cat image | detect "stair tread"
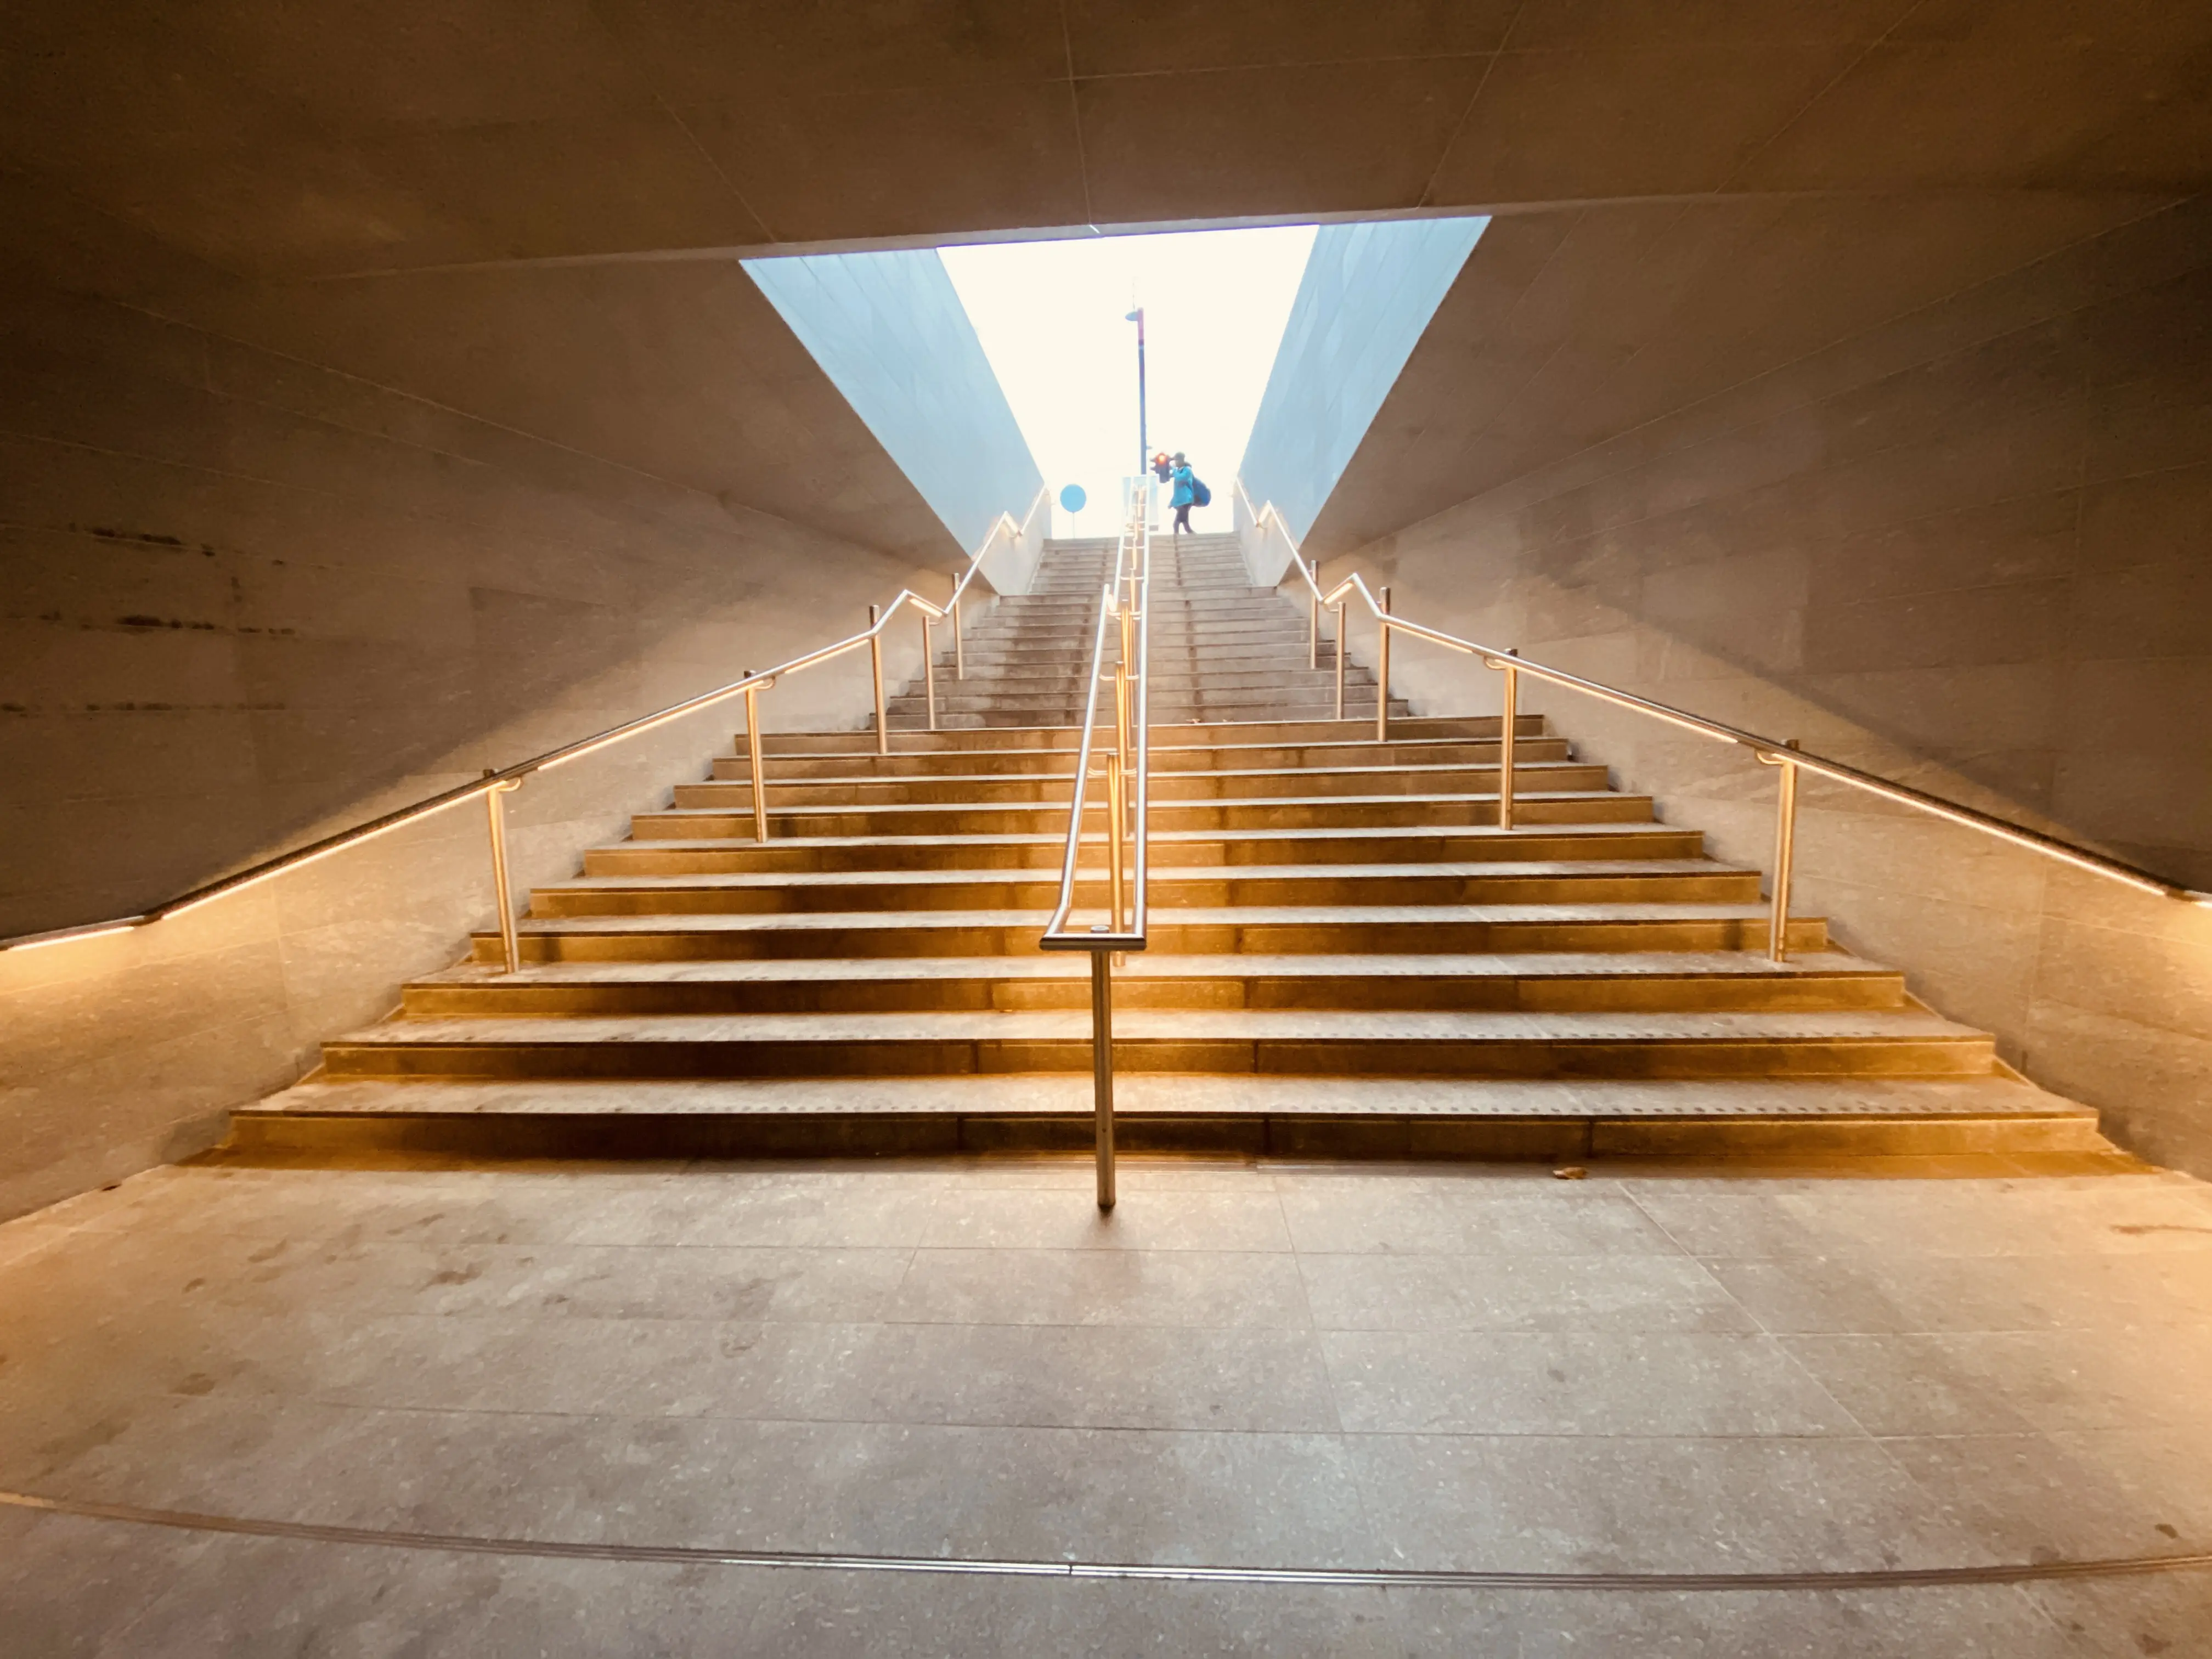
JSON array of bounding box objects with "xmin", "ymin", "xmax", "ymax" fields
[
  {"xmin": 654, "ymin": 788, "xmax": 1641, "ymax": 817},
  {"xmin": 541, "ymin": 859, "xmax": 1742, "ymax": 893},
  {"xmin": 616, "ymin": 824, "xmax": 1684, "ymax": 852},
  {"xmin": 691, "ymin": 760, "xmax": 1598, "ymax": 789},
  {"xmin": 489, "ymin": 902, "xmax": 1806, "ymax": 934},
  {"xmin": 414, "ymin": 950, "xmax": 1891, "ymax": 987},
  {"xmin": 738, "ymin": 736, "xmax": 1545, "ymax": 764},
  {"xmin": 338, "ymin": 1008, "xmax": 1988, "ymax": 1045},
  {"xmin": 247, "ymin": 1074, "xmax": 2086, "ymax": 1120}
]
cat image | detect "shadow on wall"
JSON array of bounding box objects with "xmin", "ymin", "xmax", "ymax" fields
[{"xmin": 0, "ymin": 268, "xmax": 959, "ymax": 944}]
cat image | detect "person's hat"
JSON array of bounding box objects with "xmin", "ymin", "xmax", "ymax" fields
[{"xmin": 1172, "ymin": 451, "xmax": 1186, "ymax": 462}]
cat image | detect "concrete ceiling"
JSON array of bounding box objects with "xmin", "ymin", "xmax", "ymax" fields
[
  {"xmin": 1, "ymin": 1, "xmax": 2205, "ymax": 279},
  {"xmin": 1299, "ymin": 187, "xmax": 2179, "ymax": 554},
  {"xmin": 3, "ymin": 2, "xmax": 2205, "ymax": 561}
]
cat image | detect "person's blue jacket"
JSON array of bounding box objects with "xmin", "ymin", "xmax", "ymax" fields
[{"xmin": 1170, "ymin": 465, "xmax": 1195, "ymax": 508}]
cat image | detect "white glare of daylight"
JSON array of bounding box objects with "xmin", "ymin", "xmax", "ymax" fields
[{"xmin": 942, "ymin": 225, "xmax": 1317, "ymax": 538}]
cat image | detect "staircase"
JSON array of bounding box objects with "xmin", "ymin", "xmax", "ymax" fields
[
  {"xmin": 238, "ymin": 533, "xmax": 2102, "ymax": 1161},
  {"xmin": 885, "ymin": 534, "xmax": 1401, "ymax": 729}
]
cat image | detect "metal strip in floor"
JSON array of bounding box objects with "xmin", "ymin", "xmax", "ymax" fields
[{"xmin": 5, "ymin": 1487, "xmax": 2209, "ymax": 1593}]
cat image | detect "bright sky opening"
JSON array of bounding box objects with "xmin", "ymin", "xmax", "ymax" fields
[{"xmin": 941, "ymin": 225, "xmax": 1318, "ymax": 539}]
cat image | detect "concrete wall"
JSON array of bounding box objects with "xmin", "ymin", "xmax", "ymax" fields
[
  {"xmin": 1237, "ymin": 218, "xmax": 1487, "ymax": 551},
  {"xmin": 0, "ymin": 256, "xmax": 957, "ymax": 1220},
  {"xmin": 746, "ymin": 249, "xmax": 1043, "ymax": 556},
  {"xmin": 1320, "ymin": 196, "xmax": 2212, "ymax": 1173}
]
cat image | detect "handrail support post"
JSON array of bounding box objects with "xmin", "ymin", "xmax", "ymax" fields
[
  {"xmin": 868, "ymin": 604, "xmax": 888, "ymax": 755},
  {"xmin": 922, "ymin": 613, "xmax": 938, "ymax": 732},
  {"xmin": 1333, "ymin": 603, "xmax": 1347, "ymax": 720},
  {"xmin": 1376, "ymin": 586, "xmax": 1392, "ymax": 742},
  {"xmin": 953, "ymin": 595, "xmax": 965, "ymax": 680},
  {"xmin": 1106, "ymin": 747, "xmax": 1126, "ymax": 929},
  {"xmin": 1770, "ymin": 740, "xmax": 1801, "ymax": 963},
  {"xmin": 1090, "ymin": 947, "xmax": 1116, "ymax": 1211},
  {"xmin": 742, "ymin": 676, "xmax": 769, "ymax": 842},
  {"xmin": 1498, "ymin": 649, "xmax": 1519, "ymax": 832},
  {"xmin": 484, "ymin": 777, "xmax": 524, "ymax": 975}
]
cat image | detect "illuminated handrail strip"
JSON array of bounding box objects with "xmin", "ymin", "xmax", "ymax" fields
[
  {"xmin": 2, "ymin": 487, "xmax": 1050, "ymax": 953},
  {"xmin": 1234, "ymin": 479, "xmax": 2209, "ymax": 907}
]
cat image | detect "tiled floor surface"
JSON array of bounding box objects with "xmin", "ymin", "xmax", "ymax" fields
[{"xmin": 3, "ymin": 1152, "xmax": 2211, "ymax": 1655}]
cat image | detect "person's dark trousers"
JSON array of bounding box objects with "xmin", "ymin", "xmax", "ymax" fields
[{"xmin": 1173, "ymin": 505, "xmax": 1193, "ymax": 533}]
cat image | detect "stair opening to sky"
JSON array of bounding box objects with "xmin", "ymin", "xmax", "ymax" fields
[
  {"xmin": 744, "ymin": 218, "xmax": 1489, "ymax": 556},
  {"xmin": 939, "ymin": 226, "xmax": 1314, "ymax": 538}
]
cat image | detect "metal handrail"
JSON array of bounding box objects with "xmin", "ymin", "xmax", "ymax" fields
[
  {"xmin": 1233, "ymin": 478, "xmax": 2211, "ymax": 960},
  {"xmin": 1039, "ymin": 484, "xmax": 1153, "ymax": 1210},
  {"xmin": 2, "ymin": 487, "xmax": 1051, "ymax": 958}
]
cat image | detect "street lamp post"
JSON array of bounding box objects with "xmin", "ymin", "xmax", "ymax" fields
[{"xmin": 1125, "ymin": 307, "xmax": 1147, "ymax": 490}]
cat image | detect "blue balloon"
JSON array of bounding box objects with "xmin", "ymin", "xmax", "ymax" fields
[{"xmin": 1058, "ymin": 483, "xmax": 1087, "ymax": 514}]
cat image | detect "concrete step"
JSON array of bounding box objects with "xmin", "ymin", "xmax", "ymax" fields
[
  {"xmin": 235, "ymin": 1074, "xmax": 2103, "ymax": 1160},
  {"xmin": 751, "ymin": 717, "xmax": 1532, "ymax": 753},
  {"xmin": 721, "ymin": 737, "xmax": 1575, "ymax": 781},
  {"xmin": 636, "ymin": 788, "xmax": 1652, "ymax": 839},
  {"xmin": 884, "ymin": 702, "xmax": 1414, "ymax": 729},
  {"xmin": 586, "ymin": 824, "xmax": 1707, "ymax": 876},
  {"xmin": 401, "ymin": 951, "xmax": 1905, "ymax": 1017},
  {"xmin": 884, "ymin": 699, "xmax": 1415, "ymax": 725},
  {"xmin": 467, "ymin": 904, "xmax": 1827, "ymax": 962},
  {"xmin": 676, "ymin": 761, "xmax": 1610, "ymax": 810},
  {"xmin": 893, "ymin": 667, "xmax": 1377, "ymax": 696},
  {"xmin": 526, "ymin": 859, "xmax": 1762, "ymax": 917},
  {"xmin": 318, "ymin": 1007, "xmax": 1999, "ymax": 1081}
]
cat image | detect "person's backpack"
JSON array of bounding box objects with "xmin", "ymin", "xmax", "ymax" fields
[{"xmin": 1190, "ymin": 475, "xmax": 1212, "ymax": 507}]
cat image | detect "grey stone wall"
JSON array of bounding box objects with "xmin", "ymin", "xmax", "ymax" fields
[
  {"xmin": 1327, "ymin": 197, "xmax": 2212, "ymax": 1173},
  {"xmin": 0, "ymin": 267, "xmax": 948, "ymax": 1218}
]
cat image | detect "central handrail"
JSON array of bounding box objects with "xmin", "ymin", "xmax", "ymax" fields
[
  {"xmin": 1039, "ymin": 483, "xmax": 1153, "ymax": 1210},
  {"xmin": 4, "ymin": 486, "xmax": 1051, "ymax": 957},
  {"xmin": 1233, "ymin": 479, "xmax": 2211, "ymax": 950}
]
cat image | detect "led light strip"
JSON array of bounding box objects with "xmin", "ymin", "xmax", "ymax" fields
[{"xmin": 5, "ymin": 1487, "xmax": 2209, "ymax": 1593}]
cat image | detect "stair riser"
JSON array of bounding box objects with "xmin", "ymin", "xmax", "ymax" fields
[
  {"xmin": 639, "ymin": 794, "xmax": 1652, "ymax": 838},
  {"xmin": 470, "ymin": 916, "xmax": 1828, "ymax": 963},
  {"xmin": 884, "ymin": 685, "xmax": 1393, "ymax": 713},
  {"xmin": 676, "ymin": 764, "xmax": 1611, "ymax": 808},
  {"xmin": 950, "ymin": 637, "xmax": 1320, "ymax": 660},
  {"xmin": 896, "ymin": 667, "xmax": 1374, "ymax": 693},
  {"xmin": 722, "ymin": 738, "xmax": 1573, "ymax": 781},
  {"xmin": 324, "ymin": 1034, "xmax": 1994, "ymax": 1082},
  {"xmin": 892, "ymin": 709, "xmax": 1412, "ymax": 731},
  {"xmin": 882, "ymin": 701, "xmax": 1413, "ymax": 726},
  {"xmin": 587, "ymin": 828, "xmax": 1705, "ymax": 876},
  {"xmin": 982, "ymin": 606, "xmax": 1283, "ymax": 619},
  {"xmin": 961, "ymin": 625, "xmax": 1313, "ymax": 647},
  {"xmin": 234, "ymin": 1110, "xmax": 2103, "ymax": 1162},
  {"xmin": 754, "ymin": 718, "xmax": 1534, "ymax": 752},
  {"xmin": 403, "ymin": 973, "xmax": 1904, "ymax": 1017},
  {"xmin": 530, "ymin": 871, "xmax": 1763, "ymax": 916}
]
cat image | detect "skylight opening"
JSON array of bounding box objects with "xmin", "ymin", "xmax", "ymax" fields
[{"xmin": 941, "ymin": 226, "xmax": 1318, "ymax": 538}]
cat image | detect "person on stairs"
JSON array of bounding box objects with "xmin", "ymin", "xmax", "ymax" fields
[{"xmin": 1166, "ymin": 451, "xmax": 1210, "ymax": 535}]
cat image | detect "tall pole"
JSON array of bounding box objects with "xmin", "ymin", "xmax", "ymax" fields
[{"xmin": 1126, "ymin": 307, "xmax": 1147, "ymax": 487}]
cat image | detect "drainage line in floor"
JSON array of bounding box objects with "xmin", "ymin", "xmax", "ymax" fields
[{"xmin": 5, "ymin": 1487, "xmax": 2208, "ymax": 1594}]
